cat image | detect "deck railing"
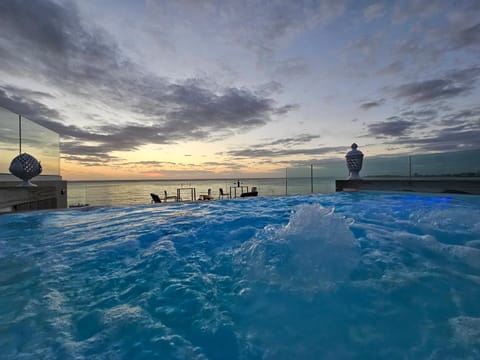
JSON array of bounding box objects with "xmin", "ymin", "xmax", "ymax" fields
[{"xmin": 286, "ymin": 149, "xmax": 480, "ymax": 195}]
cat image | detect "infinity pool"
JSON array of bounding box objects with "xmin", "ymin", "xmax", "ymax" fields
[{"xmin": 1, "ymin": 192, "xmax": 480, "ymax": 359}]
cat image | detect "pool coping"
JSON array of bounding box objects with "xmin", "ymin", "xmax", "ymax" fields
[{"xmin": 336, "ymin": 179, "xmax": 480, "ymax": 195}]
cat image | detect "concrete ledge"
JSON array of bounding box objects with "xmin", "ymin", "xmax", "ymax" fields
[
  {"xmin": 336, "ymin": 179, "xmax": 480, "ymax": 195},
  {"xmin": 0, "ymin": 180, "xmax": 68, "ymax": 212}
]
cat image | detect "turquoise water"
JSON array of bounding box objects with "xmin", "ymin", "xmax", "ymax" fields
[{"xmin": 1, "ymin": 192, "xmax": 480, "ymax": 359}]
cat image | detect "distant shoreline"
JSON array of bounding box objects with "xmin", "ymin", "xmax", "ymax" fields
[{"xmin": 67, "ymin": 176, "xmax": 286, "ymax": 183}]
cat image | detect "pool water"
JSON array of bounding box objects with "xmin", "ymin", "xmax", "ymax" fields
[{"xmin": 1, "ymin": 192, "xmax": 479, "ymax": 359}]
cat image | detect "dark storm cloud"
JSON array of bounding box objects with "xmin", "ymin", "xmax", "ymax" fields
[
  {"xmin": 0, "ymin": 86, "xmax": 118, "ymax": 143},
  {"xmin": 374, "ymin": 105, "xmax": 480, "ymax": 151},
  {"xmin": 360, "ymin": 99, "xmax": 385, "ymax": 110},
  {"xmin": 392, "ymin": 67, "xmax": 480, "ymax": 103},
  {"xmin": 0, "ymin": 87, "xmax": 134, "ymax": 157},
  {"xmin": 394, "ymin": 78, "xmax": 466, "ymax": 103},
  {"xmin": 226, "ymin": 145, "xmax": 344, "ymax": 158},
  {"xmin": 119, "ymin": 160, "xmax": 177, "ymax": 167},
  {"xmin": 452, "ymin": 23, "xmax": 480, "ymax": 49},
  {"xmin": 200, "ymin": 161, "xmax": 236, "ymax": 167},
  {"xmin": 423, "ymin": 128, "xmax": 480, "ymax": 151},
  {"xmin": 159, "ymin": 85, "xmax": 274, "ymax": 130},
  {"xmin": 0, "ymin": 1, "xmax": 296, "ymax": 162},
  {"xmin": 0, "ymin": 0, "xmax": 123, "ymax": 86},
  {"xmin": 386, "ymin": 127, "xmax": 480, "ymax": 152},
  {"xmin": 273, "ymin": 104, "xmax": 300, "ymax": 115},
  {"xmin": 0, "ymin": 84, "xmax": 289, "ymax": 160},
  {"xmin": 60, "ymin": 142, "xmax": 121, "ymax": 159},
  {"xmin": 262, "ymin": 134, "xmax": 321, "ymax": 147},
  {"xmin": 0, "ymin": 86, "xmax": 94, "ymax": 141},
  {"xmin": 0, "ymin": 0, "xmax": 292, "ymax": 129},
  {"xmin": 219, "ymin": 134, "xmax": 333, "ymax": 159},
  {"xmin": 387, "ymin": 2, "xmax": 480, "ymax": 77},
  {"xmin": 400, "ymin": 109, "xmax": 438, "ymax": 122},
  {"xmin": 0, "ymin": 87, "xmax": 61, "ymax": 125},
  {"xmin": 440, "ymin": 107, "xmax": 480, "ymax": 125},
  {"xmin": 367, "ymin": 119, "xmax": 415, "ymax": 137},
  {"xmin": 62, "ymin": 153, "xmax": 121, "ymax": 166}
]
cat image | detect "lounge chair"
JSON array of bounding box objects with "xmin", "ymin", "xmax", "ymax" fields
[
  {"xmin": 150, "ymin": 193, "xmax": 162, "ymax": 203},
  {"xmin": 240, "ymin": 186, "xmax": 258, "ymax": 197},
  {"xmin": 164, "ymin": 190, "xmax": 178, "ymax": 202},
  {"xmin": 199, "ymin": 189, "xmax": 214, "ymax": 200},
  {"xmin": 218, "ymin": 188, "xmax": 230, "ymax": 199}
]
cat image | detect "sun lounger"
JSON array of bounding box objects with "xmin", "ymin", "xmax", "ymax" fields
[{"xmin": 150, "ymin": 193, "xmax": 162, "ymax": 203}]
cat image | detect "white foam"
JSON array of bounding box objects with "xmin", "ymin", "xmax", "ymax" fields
[
  {"xmin": 396, "ymin": 231, "xmax": 480, "ymax": 271},
  {"xmin": 236, "ymin": 203, "xmax": 360, "ymax": 292},
  {"xmin": 103, "ymin": 304, "xmax": 143, "ymax": 322},
  {"xmin": 410, "ymin": 207, "xmax": 480, "ymax": 235}
]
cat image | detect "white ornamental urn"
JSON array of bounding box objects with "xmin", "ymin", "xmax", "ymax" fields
[
  {"xmin": 345, "ymin": 143, "xmax": 364, "ymax": 180},
  {"xmin": 9, "ymin": 153, "xmax": 43, "ymax": 187}
]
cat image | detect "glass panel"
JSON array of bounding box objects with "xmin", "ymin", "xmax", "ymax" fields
[
  {"xmin": 0, "ymin": 107, "xmax": 20, "ymax": 174},
  {"xmin": 411, "ymin": 149, "xmax": 480, "ymax": 177},
  {"xmin": 67, "ymin": 182, "xmax": 88, "ymax": 207},
  {"xmin": 21, "ymin": 116, "xmax": 60, "ymax": 175},
  {"xmin": 286, "ymin": 166, "xmax": 312, "ymax": 195},
  {"xmin": 361, "ymin": 155, "xmax": 410, "ymax": 178},
  {"xmin": 313, "ymin": 159, "xmax": 346, "ymax": 178},
  {"xmin": 312, "ymin": 161, "xmax": 341, "ymax": 194},
  {"xmin": 285, "ymin": 149, "xmax": 480, "ymax": 193}
]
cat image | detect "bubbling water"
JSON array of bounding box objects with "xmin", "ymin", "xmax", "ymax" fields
[
  {"xmin": 234, "ymin": 204, "xmax": 360, "ymax": 293},
  {"xmin": 1, "ymin": 193, "xmax": 480, "ymax": 359}
]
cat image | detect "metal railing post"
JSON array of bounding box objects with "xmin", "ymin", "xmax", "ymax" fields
[
  {"xmin": 409, "ymin": 156, "xmax": 412, "ymax": 179},
  {"xmin": 285, "ymin": 168, "xmax": 288, "ymax": 196},
  {"xmin": 19, "ymin": 114, "xmax": 22, "ymax": 154},
  {"xmin": 311, "ymin": 164, "xmax": 313, "ymax": 193}
]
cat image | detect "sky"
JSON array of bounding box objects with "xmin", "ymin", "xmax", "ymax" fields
[{"xmin": 0, "ymin": 0, "xmax": 479, "ymax": 180}]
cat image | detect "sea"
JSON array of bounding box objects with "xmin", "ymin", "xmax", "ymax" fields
[{"xmin": 67, "ymin": 178, "xmax": 337, "ymax": 207}]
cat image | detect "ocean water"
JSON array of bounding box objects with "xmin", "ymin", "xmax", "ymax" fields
[
  {"xmin": 1, "ymin": 192, "xmax": 480, "ymax": 359},
  {"xmin": 67, "ymin": 178, "xmax": 336, "ymax": 207}
]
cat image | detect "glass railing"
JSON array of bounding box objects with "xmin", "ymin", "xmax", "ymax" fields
[
  {"xmin": 286, "ymin": 167, "xmax": 313, "ymax": 195},
  {"xmin": 362, "ymin": 149, "xmax": 480, "ymax": 178},
  {"xmin": 410, "ymin": 149, "xmax": 480, "ymax": 177},
  {"xmin": 361, "ymin": 155, "xmax": 411, "ymax": 177},
  {"xmin": 286, "ymin": 166, "xmax": 337, "ymax": 195},
  {"xmin": 0, "ymin": 106, "xmax": 60, "ymax": 176},
  {"xmin": 286, "ymin": 149, "xmax": 480, "ymax": 195},
  {"xmin": 0, "ymin": 107, "xmax": 19, "ymax": 175}
]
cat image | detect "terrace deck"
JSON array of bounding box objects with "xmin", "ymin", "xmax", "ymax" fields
[{"xmin": 335, "ymin": 179, "xmax": 480, "ymax": 195}]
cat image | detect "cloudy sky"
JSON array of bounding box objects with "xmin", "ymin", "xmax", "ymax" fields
[{"xmin": 0, "ymin": 0, "xmax": 479, "ymax": 180}]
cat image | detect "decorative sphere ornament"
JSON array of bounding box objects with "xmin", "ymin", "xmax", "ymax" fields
[
  {"xmin": 9, "ymin": 153, "xmax": 43, "ymax": 187},
  {"xmin": 345, "ymin": 143, "xmax": 364, "ymax": 180}
]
